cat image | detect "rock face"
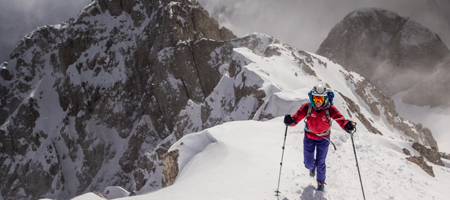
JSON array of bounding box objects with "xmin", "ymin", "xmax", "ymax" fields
[
  {"xmin": 440, "ymin": 152, "xmax": 450, "ymax": 160},
  {"xmin": 404, "ymin": 142, "xmax": 444, "ymax": 177},
  {"xmin": 406, "ymin": 156, "xmax": 435, "ymax": 177},
  {"xmin": 162, "ymin": 149, "xmax": 179, "ymax": 187},
  {"xmin": 0, "ymin": 0, "xmax": 236, "ymax": 199},
  {"xmin": 316, "ymin": 8, "xmax": 450, "ymax": 108},
  {"xmin": 412, "ymin": 142, "xmax": 444, "ymax": 166}
]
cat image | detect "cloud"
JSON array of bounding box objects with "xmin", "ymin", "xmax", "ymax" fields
[
  {"xmin": 0, "ymin": 0, "xmax": 449, "ymax": 62},
  {"xmin": 197, "ymin": 0, "xmax": 450, "ymax": 53},
  {"xmin": 0, "ymin": 0, "xmax": 91, "ymax": 62}
]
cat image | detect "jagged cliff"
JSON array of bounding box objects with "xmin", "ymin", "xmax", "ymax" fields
[{"xmin": 0, "ymin": 0, "xmax": 237, "ymax": 199}]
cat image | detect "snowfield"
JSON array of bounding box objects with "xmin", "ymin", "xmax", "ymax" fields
[
  {"xmin": 67, "ymin": 118, "xmax": 450, "ymax": 200},
  {"xmin": 57, "ymin": 32, "xmax": 450, "ymax": 200}
]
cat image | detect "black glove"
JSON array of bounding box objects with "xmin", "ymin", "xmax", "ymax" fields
[
  {"xmin": 284, "ymin": 114, "xmax": 295, "ymax": 126},
  {"xmin": 344, "ymin": 121, "xmax": 355, "ymax": 133}
]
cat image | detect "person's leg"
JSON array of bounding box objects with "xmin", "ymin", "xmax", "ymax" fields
[
  {"xmin": 303, "ymin": 136, "xmax": 316, "ymax": 171},
  {"xmin": 315, "ymin": 138, "xmax": 330, "ymax": 183}
]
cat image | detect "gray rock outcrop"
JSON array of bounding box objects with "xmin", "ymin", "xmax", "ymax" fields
[
  {"xmin": 412, "ymin": 142, "xmax": 444, "ymax": 166},
  {"xmin": 406, "ymin": 156, "xmax": 435, "ymax": 177},
  {"xmin": 403, "ymin": 141, "xmax": 444, "ymax": 177}
]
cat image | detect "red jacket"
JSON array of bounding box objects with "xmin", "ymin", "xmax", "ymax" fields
[{"xmin": 290, "ymin": 102, "xmax": 347, "ymax": 140}]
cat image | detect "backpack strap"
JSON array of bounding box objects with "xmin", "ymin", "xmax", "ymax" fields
[
  {"xmin": 304, "ymin": 103, "xmax": 333, "ymax": 137},
  {"xmin": 325, "ymin": 109, "xmax": 331, "ymax": 124},
  {"xmin": 304, "ymin": 103, "xmax": 332, "ymax": 123},
  {"xmin": 304, "ymin": 103, "xmax": 313, "ymax": 123}
]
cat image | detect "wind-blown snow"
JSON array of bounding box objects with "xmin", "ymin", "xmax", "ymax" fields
[{"xmin": 69, "ymin": 118, "xmax": 450, "ymax": 200}]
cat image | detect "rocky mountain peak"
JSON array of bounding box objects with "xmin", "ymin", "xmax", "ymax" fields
[
  {"xmin": 0, "ymin": 0, "xmax": 238, "ymax": 199},
  {"xmin": 316, "ymin": 8, "xmax": 450, "ymax": 105}
]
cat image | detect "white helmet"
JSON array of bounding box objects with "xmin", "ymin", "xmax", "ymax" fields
[{"xmin": 311, "ymin": 84, "xmax": 328, "ymax": 97}]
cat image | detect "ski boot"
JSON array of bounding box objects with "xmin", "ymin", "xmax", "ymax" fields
[
  {"xmin": 309, "ymin": 169, "xmax": 315, "ymax": 177},
  {"xmin": 317, "ymin": 181, "xmax": 325, "ymax": 191}
]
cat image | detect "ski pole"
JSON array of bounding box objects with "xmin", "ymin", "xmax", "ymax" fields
[
  {"xmin": 275, "ymin": 125, "xmax": 288, "ymax": 196},
  {"xmin": 349, "ymin": 125, "xmax": 366, "ymax": 200}
]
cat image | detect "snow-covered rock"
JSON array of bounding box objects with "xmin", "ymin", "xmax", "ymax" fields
[
  {"xmin": 0, "ymin": 0, "xmax": 235, "ymax": 199},
  {"xmin": 103, "ymin": 186, "xmax": 130, "ymax": 199}
]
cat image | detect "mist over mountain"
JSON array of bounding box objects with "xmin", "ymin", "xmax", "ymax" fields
[
  {"xmin": 0, "ymin": 1, "xmax": 447, "ymax": 200},
  {"xmin": 316, "ymin": 8, "xmax": 450, "ymax": 108}
]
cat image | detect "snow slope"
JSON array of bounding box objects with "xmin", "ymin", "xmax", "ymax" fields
[
  {"xmin": 68, "ymin": 118, "xmax": 450, "ymax": 200},
  {"xmin": 393, "ymin": 92, "xmax": 450, "ymax": 153},
  {"xmin": 61, "ymin": 35, "xmax": 450, "ymax": 200},
  {"xmin": 64, "ymin": 33, "xmax": 450, "ymax": 199}
]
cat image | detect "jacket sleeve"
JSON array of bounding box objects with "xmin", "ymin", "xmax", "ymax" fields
[
  {"xmin": 290, "ymin": 103, "xmax": 309, "ymax": 126},
  {"xmin": 330, "ymin": 105, "xmax": 347, "ymax": 130}
]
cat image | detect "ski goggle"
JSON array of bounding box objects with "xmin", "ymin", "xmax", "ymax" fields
[{"xmin": 312, "ymin": 96, "xmax": 325, "ymax": 103}]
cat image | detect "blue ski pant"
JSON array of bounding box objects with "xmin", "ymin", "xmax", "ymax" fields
[{"xmin": 303, "ymin": 136, "xmax": 330, "ymax": 183}]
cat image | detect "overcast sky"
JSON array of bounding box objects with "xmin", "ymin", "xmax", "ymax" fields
[
  {"xmin": 196, "ymin": 0, "xmax": 450, "ymax": 53},
  {"xmin": 1, "ymin": 0, "xmax": 449, "ymax": 62},
  {"xmin": 0, "ymin": 0, "xmax": 91, "ymax": 62}
]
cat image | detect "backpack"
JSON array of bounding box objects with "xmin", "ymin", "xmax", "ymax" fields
[{"xmin": 327, "ymin": 89, "xmax": 334, "ymax": 105}]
